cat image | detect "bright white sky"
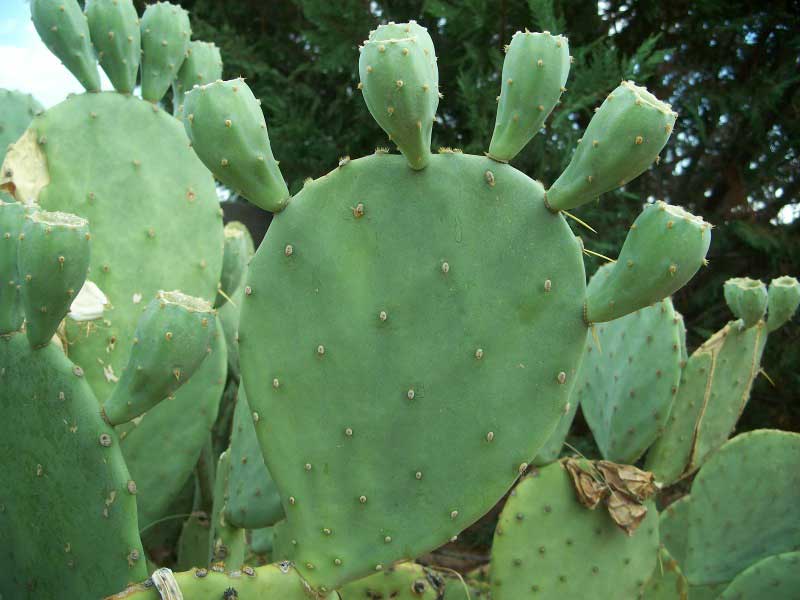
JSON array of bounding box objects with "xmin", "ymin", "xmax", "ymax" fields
[{"xmin": 0, "ymin": 0, "xmax": 111, "ymax": 107}]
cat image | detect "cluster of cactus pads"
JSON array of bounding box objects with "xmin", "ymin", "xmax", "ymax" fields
[{"xmin": 1, "ymin": 4, "xmax": 799, "ymax": 599}]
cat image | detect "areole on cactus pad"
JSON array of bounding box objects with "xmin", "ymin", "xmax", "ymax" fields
[{"xmin": 180, "ymin": 20, "xmax": 710, "ymax": 593}]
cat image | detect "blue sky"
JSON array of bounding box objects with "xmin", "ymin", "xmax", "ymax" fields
[{"xmin": 0, "ymin": 0, "xmax": 111, "ymax": 107}]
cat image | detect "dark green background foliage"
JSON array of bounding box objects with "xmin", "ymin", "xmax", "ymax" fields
[{"xmin": 147, "ymin": 0, "xmax": 798, "ymax": 432}]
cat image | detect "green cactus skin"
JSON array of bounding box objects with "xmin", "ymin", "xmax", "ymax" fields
[
  {"xmin": 176, "ymin": 507, "xmax": 212, "ymax": 570},
  {"xmin": 766, "ymin": 275, "xmax": 800, "ymax": 332},
  {"xmin": 239, "ymin": 152, "xmax": 587, "ymax": 591},
  {"xmin": 3, "ymin": 90, "xmax": 223, "ymax": 401},
  {"xmin": 0, "ymin": 200, "xmax": 28, "ymax": 333},
  {"xmin": 0, "ymin": 89, "xmax": 42, "ymax": 167},
  {"xmin": 183, "ymin": 79, "xmax": 290, "ymax": 212},
  {"xmin": 18, "ymin": 210, "xmax": 90, "ymax": 348},
  {"xmin": 119, "ymin": 318, "xmax": 226, "ymax": 534},
  {"xmin": 0, "ymin": 332, "xmax": 146, "ymax": 599},
  {"xmin": 658, "ymin": 496, "xmax": 690, "ymax": 568},
  {"xmin": 358, "ymin": 23, "xmax": 439, "ymax": 170},
  {"xmin": 173, "ymin": 41, "xmax": 223, "ymax": 118},
  {"xmin": 248, "ymin": 527, "xmax": 275, "ymax": 561},
  {"xmin": 183, "ymin": 24, "xmax": 705, "ymax": 591},
  {"xmin": 30, "ymin": 0, "xmax": 101, "ymax": 92},
  {"xmin": 139, "ymin": 2, "xmax": 191, "ymax": 103},
  {"xmin": 585, "ymin": 201, "xmax": 711, "ymax": 323},
  {"xmin": 641, "ymin": 547, "xmax": 689, "ymax": 600},
  {"xmin": 369, "ymin": 21, "xmax": 439, "ymax": 87},
  {"xmin": 643, "ymin": 276, "xmax": 793, "ymax": 485},
  {"xmin": 717, "ymin": 551, "xmax": 800, "ymax": 600},
  {"xmin": 532, "ymin": 384, "xmax": 581, "ymax": 466},
  {"xmin": 226, "ymin": 386, "xmax": 284, "ymax": 529},
  {"xmin": 579, "ymin": 293, "xmax": 685, "ymax": 464},
  {"xmin": 683, "ymin": 430, "xmax": 800, "ymax": 586},
  {"xmin": 106, "ymin": 564, "xmax": 339, "ymax": 600},
  {"xmin": 339, "ymin": 562, "xmax": 444, "ymax": 599},
  {"xmin": 723, "ymin": 277, "xmax": 768, "ymax": 329},
  {"xmin": 219, "ymin": 284, "xmax": 244, "ymax": 377},
  {"xmin": 489, "ymin": 31, "xmax": 570, "ymax": 162},
  {"xmin": 85, "ymin": 0, "xmax": 141, "ymax": 94},
  {"xmin": 216, "ymin": 221, "xmax": 254, "ymax": 308},
  {"xmin": 210, "ymin": 450, "xmax": 247, "ymax": 570},
  {"xmin": 490, "ymin": 461, "xmax": 660, "ymax": 600},
  {"xmin": 102, "ymin": 290, "xmax": 215, "ymax": 425},
  {"xmin": 545, "ymin": 81, "xmax": 677, "ymax": 211},
  {"xmin": 643, "ymin": 349, "xmax": 713, "ymax": 484}
]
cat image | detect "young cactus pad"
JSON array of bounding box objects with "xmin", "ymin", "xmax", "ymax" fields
[
  {"xmin": 0, "ymin": 333, "xmax": 146, "ymax": 599},
  {"xmin": 489, "ymin": 461, "xmax": 659, "ymax": 600},
  {"xmin": 139, "ymin": 2, "xmax": 191, "ymax": 103},
  {"xmin": 182, "ymin": 25, "xmax": 705, "ymax": 593},
  {"xmin": 18, "ymin": 210, "xmax": 91, "ymax": 348},
  {"xmin": 488, "ymin": 30, "xmax": 570, "ymax": 162},
  {"xmin": 102, "ymin": 291, "xmax": 216, "ymax": 425},
  {"xmin": 723, "ymin": 277, "xmax": 767, "ymax": 329},
  {"xmin": 545, "ymin": 81, "xmax": 677, "ymax": 211},
  {"xmin": 173, "ymin": 41, "xmax": 223, "ymax": 117},
  {"xmin": 2, "ymin": 1, "xmax": 224, "ymax": 401},
  {"xmin": 766, "ymin": 275, "xmax": 800, "ymax": 332},
  {"xmin": 578, "ymin": 271, "xmax": 685, "ymax": 463},
  {"xmin": 85, "ymin": 0, "xmax": 141, "ymax": 93},
  {"xmin": 30, "ymin": 0, "xmax": 101, "ymax": 92},
  {"xmin": 683, "ymin": 430, "xmax": 800, "ymax": 586}
]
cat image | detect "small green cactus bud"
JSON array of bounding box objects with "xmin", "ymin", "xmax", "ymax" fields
[
  {"xmin": 546, "ymin": 81, "xmax": 677, "ymax": 211},
  {"xmin": 182, "ymin": 79, "xmax": 290, "ymax": 213},
  {"xmin": 358, "ymin": 22, "xmax": 439, "ymax": 170},
  {"xmin": 723, "ymin": 277, "xmax": 768, "ymax": 328},
  {"xmin": 102, "ymin": 290, "xmax": 215, "ymax": 425},
  {"xmin": 585, "ymin": 201, "xmax": 711, "ymax": 323},
  {"xmin": 85, "ymin": 0, "xmax": 141, "ymax": 93},
  {"xmin": 30, "ymin": 0, "xmax": 101, "ymax": 92},
  {"xmin": 489, "ymin": 30, "xmax": 571, "ymax": 162},
  {"xmin": 18, "ymin": 210, "xmax": 91, "ymax": 348},
  {"xmin": 140, "ymin": 1, "xmax": 191, "ymax": 102},
  {"xmin": 0, "ymin": 200, "xmax": 28, "ymax": 334},
  {"xmin": 766, "ymin": 275, "xmax": 800, "ymax": 333}
]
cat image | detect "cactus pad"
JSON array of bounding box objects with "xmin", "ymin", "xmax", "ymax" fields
[
  {"xmin": 0, "ymin": 333, "xmax": 146, "ymax": 598},
  {"xmin": 226, "ymin": 386, "xmax": 284, "ymax": 529},
  {"xmin": 0, "ymin": 89, "xmax": 42, "ymax": 167},
  {"xmin": 579, "ymin": 292, "xmax": 684, "ymax": 463},
  {"xmin": 684, "ymin": 430, "xmax": 800, "ymax": 586},
  {"xmin": 139, "ymin": 2, "xmax": 191, "ymax": 103},
  {"xmin": 339, "ymin": 562, "xmax": 445, "ymax": 599},
  {"xmin": 490, "ymin": 461, "xmax": 659, "ymax": 600},
  {"xmin": 717, "ymin": 551, "xmax": 800, "ymax": 600},
  {"xmin": 641, "ymin": 547, "xmax": 689, "ymax": 600},
  {"xmin": 85, "ymin": 0, "xmax": 141, "ymax": 93}
]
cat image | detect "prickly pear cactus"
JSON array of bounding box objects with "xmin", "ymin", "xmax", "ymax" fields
[
  {"xmin": 645, "ymin": 277, "xmax": 800, "ymax": 484},
  {"xmin": 181, "ymin": 21, "xmax": 709, "ymax": 592},
  {"xmin": 1, "ymin": 0, "xmax": 224, "ymax": 402},
  {"xmin": 490, "ymin": 461, "xmax": 660, "ymax": 600},
  {"xmin": 717, "ymin": 551, "xmax": 800, "ymax": 600},
  {"xmin": 0, "ymin": 89, "xmax": 42, "ymax": 169},
  {"xmin": 682, "ymin": 430, "xmax": 800, "ymax": 587},
  {"xmin": 578, "ymin": 265, "xmax": 685, "ymax": 463}
]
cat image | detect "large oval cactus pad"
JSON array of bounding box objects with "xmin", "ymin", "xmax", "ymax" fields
[
  {"xmin": 0, "ymin": 333, "xmax": 146, "ymax": 598},
  {"xmin": 16, "ymin": 92, "xmax": 223, "ymax": 400},
  {"xmin": 240, "ymin": 152, "xmax": 587, "ymax": 591}
]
